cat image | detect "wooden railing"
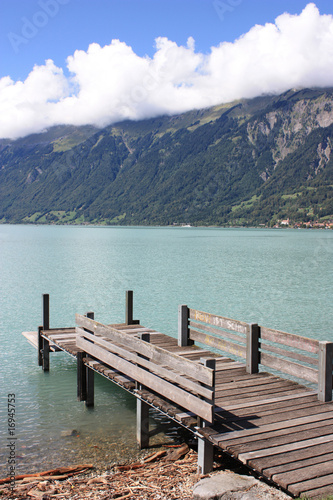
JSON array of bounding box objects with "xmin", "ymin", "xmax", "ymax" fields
[
  {"xmin": 75, "ymin": 314, "xmax": 216, "ymax": 423},
  {"xmin": 179, "ymin": 305, "xmax": 333, "ymax": 402}
]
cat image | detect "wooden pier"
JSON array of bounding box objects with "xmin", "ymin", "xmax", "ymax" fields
[{"xmin": 23, "ymin": 292, "xmax": 333, "ymax": 499}]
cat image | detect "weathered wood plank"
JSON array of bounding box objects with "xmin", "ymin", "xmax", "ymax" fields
[
  {"xmin": 215, "ymin": 380, "xmax": 300, "ymax": 398},
  {"xmin": 215, "ymin": 412, "xmax": 333, "ymax": 443},
  {"xmin": 260, "ymin": 326, "xmax": 319, "ymax": 353},
  {"xmin": 248, "ymin": 442, "xmax": 333, "ymax": 472},
  {"xmin": 76, "ymin": 328, "xmax": 214, "ymax": 400},
  {"xmin": 76, "ymin": 315, "xmax": 213, "ymax": 386},
  {"xmin": 189, "ymin": 309, "xmax": 249, "ymax": 335},
  {"xmin": 261, "ymin": 342, "xmax": 318, "ymax": 366},
  {"xmin": 76, "ymin": 336, "xmax": 214, "ymax": 422},
  {"xmin": 216, "ymin": 391, "xmax": 317, "ymax": 412},
  {"xmin": 273, "ymin": 460, "xmax": 333, "ymax": 490},
  {"xmin": 238, "ymin": 434, "xmax": 333, "ymax": 463},
  {"xmin": 265, "ymin": 452, "xmax": 333, "ymax": 479},
  {"xmin": 288, "ymin": 472, "xmax": 333, "ymax": 496},
  {"xmin": 224, "ymin": 421, "xmax": 333, "ymax": 455},
  {"xmin": 260, "ymin": 352, "xmax": 318, "ymax": 383},
  {"xmin": 189, "ymin": 320, "xmax": 246, "ymax": 344},
  {"xmin": 190, "ymin": 329, "xmax": 246, "ymax": 359}
]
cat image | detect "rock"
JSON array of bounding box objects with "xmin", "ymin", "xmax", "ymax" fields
[
  {"xmin": 60, "ymin": 429, "xmax": 79, "ymax": 437},
  {"xmin": 193, "ymin": 471, "xmax": 257, "ymax": 499},
  {"xmin": 193, "ymin": 471, "xmax": 292, "ymax": 500}
]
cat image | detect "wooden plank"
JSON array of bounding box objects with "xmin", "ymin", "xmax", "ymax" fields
[
  {"xmin": 301, "ymin": 484, "xmax": 333, "ymax": 499},
  {"xmin": 261, "ymin": 342, "xmax": 318, "ymax": 366},
  {"xmin": 248, "ymin": 442, "xmax": 333, "ymax": 472},
  {"xmin": 76, "ymin": 315, "xmax": 213, "ymax": 386},
  {"xmin": 76, "ymin": 328, "xmax": 214, "ymax": 400},
  {"xmin": 260, "ymin": 326, "xmax": 319, "ymax": 354},
  {"xmin": 215, "ymin": 412, "xmax": 333, "ymax": 443},
  {"xmin": 216, "ymin": 391, "xmax": 317, "ymax": 412},
  {"xmin": 216, "ymin": 387, "xmax": 304, "ymax": 405},
  {"xmin": 190, "ymin": 309, "xmax": 249, "ymax": 335},
  {"xmin": 190, "ymin": 329, "xmax": 246, "ymax": 359},
  {"xmin": 215, "ymin": 380, "xmax": 299, "ymax": 398},
  {"xmin": 214, "ymin": 375, "xmax": 280, "ymax": 390},
  {"xmin": 288, "ymin": 472, "xmax": 333, "ymax": 496},
  {"xmin": 76, "ymin": 336, "xmax": 214, "ymax": 422},
  {"xmin": 238, "ymin": 434, "xmax": 333, "ymax": 463},
  {"xmin": 216, "ymin": 397, "xmax": 323, "ymax": 418},
  {"xmin": 189, "ymin": 320, "xmax": 246, "ymax": 345},
  {"xmin": 273, "ymin": 460, "xmax": 333, "ymax": 490},
  {"xmin": 260, "ymin": 352, "xmax": 318, "ymax": 383},
  {"xmin": 222, "ymin": 420, "xmax": 333, "ymax": 454},
  {"xmin": 266, "ymin": 452, "xmax": 333, "ymax": 479},
  {"xmin": 214, "ymin": 403, "xmax": 333, "ymax": 431}
]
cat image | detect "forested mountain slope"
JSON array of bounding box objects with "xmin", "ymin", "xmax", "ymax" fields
[{"xmin": 0, "ymin": 88, "xmax": 332, "ymax": 226}]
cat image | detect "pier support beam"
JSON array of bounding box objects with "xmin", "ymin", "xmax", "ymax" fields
[
  {"xmin": 38, "ymin": 325, "xmax": 43, "ymax": 366},
  {"xmin": 77, "ymin": 312, "xmax": 95, "ymax": 407},
  {"xmin": 136, "ymin": 332, "xmax": 150, "ymax": 448},
  {"xmin": 197, "ymin": 357, "xmax": 216, "ymax": 474},
  {"xmin": 42, "ymin": 294, "xmax": 50, "ymax": 371},
  {"xmin": 137, "ymin": 399, "xmax": 150, "ymax": 449},
  {"xmin": 197, "ymin": 435, "xmax": 214, "ymax": 475}
]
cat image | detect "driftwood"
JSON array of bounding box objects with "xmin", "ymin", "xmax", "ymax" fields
[
  {"xmin": 0, "ymin": 464, "xmax": 93, "ymax": 485},
  {"xmin": 0, "ymin": 446, "xmax": 199, "ymax": 499}
]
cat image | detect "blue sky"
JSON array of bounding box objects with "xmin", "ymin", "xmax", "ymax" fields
[
  {"xmin": 1, "ymin": 0, "xmax": 333, "ymax": 80},
  {"xmin": 1, "ymin": 0, "xmax": 333, "ymax": 139}
]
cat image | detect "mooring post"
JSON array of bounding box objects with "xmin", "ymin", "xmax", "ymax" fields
[
  {"xmin": 318, "ymin": 341, "xmax": 333, "ymax": 402},
  {"xmin": 77, "ymin": 351, "xmax": 87, "ymax": 401},
  {"xmin": 85, "ymin": 312, "xmax": 95, "ymax": 407},
  {"xmin": 125, "ymin": 290, "xmax": 134, "ymax": 325},
  {"xmin": 37, "ymin": 325, "xmax": 43, "ymax": 366},
  {"xmin": 178, "ymin": 304, "xmax": 193, "ymax": 346},
  {"xmin": 42, "ymin": 294, "xmax": 50, "ymax": 371},
  {"xmin": 136, "ymin": 332, "xmax": 150, "ymax": 449},
  {"xmin": 197, "ymin": 358, "xmax": 216, "ymax": 475},
  {"xmin": 246, "ymin": 323, "xmax": 260, "ymax": 374},
  {"xmin": 77, "ymin": 311, "xmax": 95, "ymax": 405}
]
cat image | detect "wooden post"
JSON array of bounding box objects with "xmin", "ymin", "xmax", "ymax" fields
[
  {"xmin": 42, "ymin": 294, "xmax": 50, "ymax": 371},
  {"xmin": 126, "ymin": 290, "xmax": 133, "ymax": 325},
  {"xmin": 43, "ymin": 294, "xmax": 49, "ymax": 330},
  {"xmin": 136, "ymin": 332, "xmax": 150, "ymax": 448},
  {"xmin": 77, "ymin": 312, "xmax": 95, "ymax": 405},
  {"xmin": 178, "ymin": 304, "xmax": 193, "ymax": 346},
  {"xmin": 318, "ymin": 341, "xmax": 333, "ymax": 402},
  {"xmin": 77, "ymin": 351, "xmax": 87, "ymax": 401},
  {"xmin": 197, "ymin": 358, "xmax": 215, "ymax": 474},
  {"xmin": 85, "ymin": 312, "xmax": 94, "ymax": 407},
  {"xmin": 38, "ymin": 325, "xmax": 43, "ymax": 366},
  {"xmin": 246, "ymin": 323, "xmax": 260, "ymax": 374}
]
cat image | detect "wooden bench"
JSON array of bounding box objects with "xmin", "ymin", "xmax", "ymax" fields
[
  {"xmin": 75, "ymin": 314, "xmax": 216, "ymax": 423},
  {"xmin": 179, "ymin": 305, "xmax": 333, "ymax": 402}
]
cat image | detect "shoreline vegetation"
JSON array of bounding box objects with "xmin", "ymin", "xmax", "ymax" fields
[{"xmin": 0, "ymin": 219, "xmax": 332, "ymax": 229}]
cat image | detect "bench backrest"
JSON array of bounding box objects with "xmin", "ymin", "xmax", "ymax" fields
[
  {"xmin": 179, "ymin": 306, "xmax": 333, "ymax": 402},
  {"xmin": 76, "ymin": 314, "xmax": 215, "ymax": 422}
]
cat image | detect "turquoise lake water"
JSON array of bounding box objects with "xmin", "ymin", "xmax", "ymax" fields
[{"xmin": 0, "ymin": 225, "xmax": 332, "ymax": 473}]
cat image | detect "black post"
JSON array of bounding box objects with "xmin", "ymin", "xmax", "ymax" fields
[
  {"xmin": 42, "ymin": 294, "xmax": 50, "ymax": 371},
  {"xmin": 85, "ymin": 312, "xmax": 95, "ymax": 407}
]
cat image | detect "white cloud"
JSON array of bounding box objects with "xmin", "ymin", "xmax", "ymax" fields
[{"xmin": 1, "ymin": 3, "xmax": 333, "ymax": 139}]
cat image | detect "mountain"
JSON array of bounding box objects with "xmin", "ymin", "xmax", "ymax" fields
[{"xmin": 0, "ymin": 88, "xmax": 332, "ymax": 226}]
